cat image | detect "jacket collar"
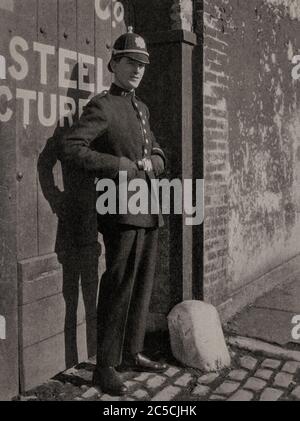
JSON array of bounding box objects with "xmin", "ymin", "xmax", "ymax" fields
[{"xmin": 109, "ymin": 83, "xmax": 135, "ymax": 97}]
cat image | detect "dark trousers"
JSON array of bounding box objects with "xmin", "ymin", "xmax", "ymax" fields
[{"xmin": 96, "ymin": 224, "xmax": 159, "ymax": 367}]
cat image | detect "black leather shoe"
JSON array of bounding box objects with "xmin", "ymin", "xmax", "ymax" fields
[
  {"xmin": 92, "ymin": 367, "xmax": 128, "ymax": 396},
  {"xmin": 123, "ymin": 352, "xmax": 167, "ymax": 373}
]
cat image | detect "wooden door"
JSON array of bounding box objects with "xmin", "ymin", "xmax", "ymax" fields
[
  {"xmin": 0, "ymin": 0, "xmax": 18, "ymax": 401},
  {"xmin": 0, "ymin": 0, "xmax": 132, "ymax": 395}
]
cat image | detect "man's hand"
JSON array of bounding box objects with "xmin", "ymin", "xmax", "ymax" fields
[
  {"xmin": 119, "ymin": 157, "xmax": 138, "ymax": 180},
  {"xmin": 137, "ymin": 158, "xmax": 153, "ymax": 172},
  {"xmin": 151, "ymin": 155, "xmax": 165, "ymax": 177}
]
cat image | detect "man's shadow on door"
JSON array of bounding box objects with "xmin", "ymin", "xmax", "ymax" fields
[{"xmin": 38, "ymin": 64, "xmax": 102, "ymax": 368}]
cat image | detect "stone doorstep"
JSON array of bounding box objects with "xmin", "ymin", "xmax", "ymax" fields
[{"xmin": 17, "ymin": 340, "xmax": 300, "ymax": 402}]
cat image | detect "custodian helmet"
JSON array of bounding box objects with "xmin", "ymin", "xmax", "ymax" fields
[{"xmin": 108, "ymin": 27, "xmax": 150, "ymax": 72}]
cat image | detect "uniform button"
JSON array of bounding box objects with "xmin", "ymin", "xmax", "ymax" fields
[
  {"xmin": 143, "ymin": 129, "xmax": 147, "ymax": 134},
  {"xmin": 139, "ymin": 111, "xmax": 143, "ymax": 116},
  {"xmin": 142, "ymin": 119, "xmax": 146, "ymax": 125},
  {"xmin": 145, "ymin": 139, "xmax": 149, "ymax": 144},
  {"xmin": 145, "ymin": 149, "xmax": 148, "ymax": 154}
]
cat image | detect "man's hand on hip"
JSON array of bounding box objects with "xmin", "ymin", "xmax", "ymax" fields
[
  {"xmin": 119, "ymin": 157, "xmax": 138, "ymax": 180},
  {"xmin": 151, "ymin": 155, "xmax": 165, "ymax": 176}
]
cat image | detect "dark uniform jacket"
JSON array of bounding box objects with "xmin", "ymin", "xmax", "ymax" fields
[{"xmin": 61, "ymin": 83, "xmax": 165, "ymax": 237}]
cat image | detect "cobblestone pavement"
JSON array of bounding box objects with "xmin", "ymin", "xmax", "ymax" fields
[{"xmin": 16, "ymin": 346, "xmax": 300, "ymax": 401}]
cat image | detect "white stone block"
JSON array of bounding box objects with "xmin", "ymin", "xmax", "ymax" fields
[{"xmin": 167, "ymin": 300, "xmax": 231, "ymax": 371}]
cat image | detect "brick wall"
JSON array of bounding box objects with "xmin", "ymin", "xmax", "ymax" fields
[
  {"xmin": 197, "ymin": 0, "xmax": 300, "ymax": 317},
  {"xmin": 197, "ymin": 0, "xmax": 230, "ymax": 307}
]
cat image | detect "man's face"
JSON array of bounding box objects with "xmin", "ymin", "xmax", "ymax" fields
[{"xmin": 111, "ymin": 56, "xmax": 146, "ymax": 90}]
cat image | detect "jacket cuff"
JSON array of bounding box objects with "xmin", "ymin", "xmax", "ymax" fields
[{"xmin": 151, "ymin": 147, "xmax": 166, "ymax": 167}]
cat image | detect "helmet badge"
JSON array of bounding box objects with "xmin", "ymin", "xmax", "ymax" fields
[{"xmin": 135, "ymin": 37, "xmax": 146, "ymax": 49}]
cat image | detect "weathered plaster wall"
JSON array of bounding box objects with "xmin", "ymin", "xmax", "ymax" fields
[{"xmin": 202, "ymin": 0, "xmax": 300, "ymax": 313}]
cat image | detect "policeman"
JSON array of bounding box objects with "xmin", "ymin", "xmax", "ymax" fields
[{"xmin": 61, "ymin": 28, "xmax": 167, "ymax": 396}]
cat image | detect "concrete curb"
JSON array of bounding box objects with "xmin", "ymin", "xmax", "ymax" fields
[{"xmin": 228, "ymin": 336, "xmax": 300, "ymax": 362}]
